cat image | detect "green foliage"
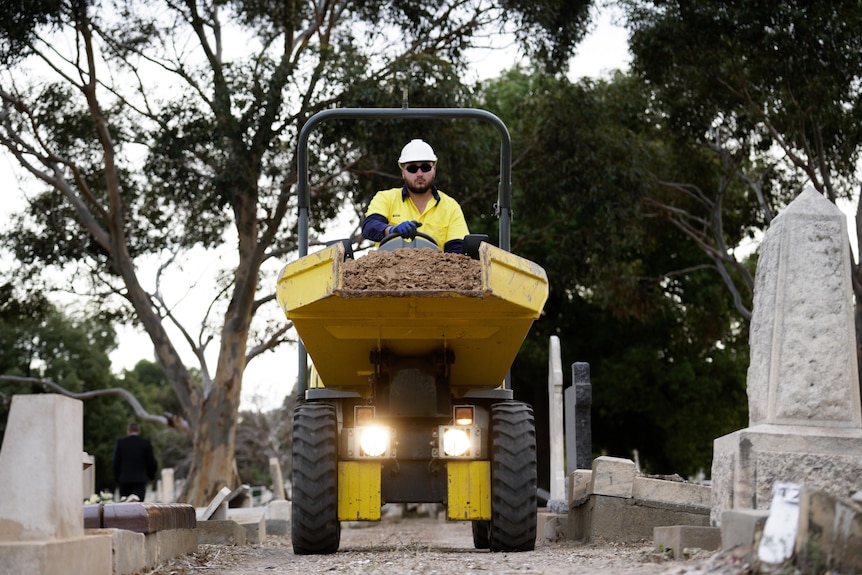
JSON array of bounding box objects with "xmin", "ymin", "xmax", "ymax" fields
[
  {"xmin": 0, "ymin": 0, "xmax": 63, "ymax": 64},
  {"xmin": 624, "ymin": 0, "xmax": 862, "ymax": 200},
  {"xmin": 0, "ymin": 285, "xmax": 116, "ymax": 392},
  {"xmin": 0, "ymin": 283, "xmax": 52, "ymax": 379},
  {"xmin": 477, "ymin": 69, "xmax": 749, "ymax": 478},
  {"xmin": 479, "ymin": 70, "xmax": 653, "ymax": 297},
  {"xmin": 0, "ymin": 285, "xmax": 186, "ymax": 490},
  {"xmin": 0, "ymin": 288, "xmax": 119, "ymax": 488},
  {"xmin": 500, "ymin": 0, "xmax": 593, "ymax": 72}
]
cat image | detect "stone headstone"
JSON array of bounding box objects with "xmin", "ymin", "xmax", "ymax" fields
[
  {"xmin": 565, "ymin": 362, "xmax": 592, "ymax": 473},
  {"xmin": 0, "ymin": 395, "xmax": 84, "ymax": 541},
  {"xmin": 591, "ymin": 456, "xmax": 636, "ymax": 498},
  {"xmin": 196, "ymin": 486, "xmax": 231, "ymax": 521},
  {"xmin": 267, "ymin": 499, "xmax": 291, "ymax": 521},
  {"xmin": 226, "ymin": 508, "xmax": 267, "ymax": 544},
  {"xmin": 0, "ymin": 395, "xmax": 113, "ymax": 574},
  {"xmin": 711, "ymin": 188, "xmax": 862, "ymax": 525}
]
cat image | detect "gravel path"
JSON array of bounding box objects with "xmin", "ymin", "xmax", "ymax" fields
[{"xmin": 146, "ymin": 517, "xmax": 755, "ymax": 575}]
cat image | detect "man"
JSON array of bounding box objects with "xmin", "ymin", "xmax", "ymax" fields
[
  {"xmin": 361, "ymin": 139, "xmax": 469, "ymax": 254},
  {"xmin": 112, "ymin": 422, "xmax": 158, "ymax": 501}
]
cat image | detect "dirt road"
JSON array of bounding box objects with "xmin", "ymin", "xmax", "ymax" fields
[{"xmin": 148, "ymin": 516, "xmax": 753, "ymax": 575}]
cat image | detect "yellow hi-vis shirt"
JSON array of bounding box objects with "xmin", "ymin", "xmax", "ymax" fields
[{"xmin": 365, "ymin": 187, "xmax": 470, "ymax": 250}]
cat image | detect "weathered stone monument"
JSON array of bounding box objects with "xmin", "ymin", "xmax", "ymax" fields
[{"xmin": 711, "ymin": 187, "xmax": 862, "ymax": 524}]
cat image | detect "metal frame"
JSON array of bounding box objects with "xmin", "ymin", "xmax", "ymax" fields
[{"xmin": 294, "ymin": 106, "xmax": 513, "ymax": 393}]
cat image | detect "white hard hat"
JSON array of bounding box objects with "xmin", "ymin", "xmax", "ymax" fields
[{"xmin": 398, "ymin": 139, "xmax": 438, "ymax": 164}]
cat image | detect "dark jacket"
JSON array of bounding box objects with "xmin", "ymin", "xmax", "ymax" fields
[{"xmin": 112, "ymin": 434, "xmax": 158, "ymax": 483}]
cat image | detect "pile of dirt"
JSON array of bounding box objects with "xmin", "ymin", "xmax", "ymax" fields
[{"xmin": 342, "ymin": 248, "xmax": 482, "ymax": 291}]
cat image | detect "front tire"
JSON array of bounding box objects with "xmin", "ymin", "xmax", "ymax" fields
[
  {"xmin": 489, "ymin": 401, "xmax": 537, "ymax": 552},
  {"xmin": 291, "ymin": 402, "xmax": 340, "ymax": 554}
]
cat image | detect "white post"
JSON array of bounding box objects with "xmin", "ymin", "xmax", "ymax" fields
[
  {"xmin": 548, "ymin": 336, "xmax": 565, "ymax": 502},
  {"xmin": 160, "ymin": 468, "xmax": 175, "ymax": 502}
]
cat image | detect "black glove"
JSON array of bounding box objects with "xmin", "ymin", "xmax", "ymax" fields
[{"xmin": 391, "ymin": 220, "xmax": 422, "ymax": 239}]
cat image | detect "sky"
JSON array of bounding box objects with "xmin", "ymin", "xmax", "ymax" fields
[{"xmin": 0, "ymin": 9, "xmax": 632, "ymax": 412}]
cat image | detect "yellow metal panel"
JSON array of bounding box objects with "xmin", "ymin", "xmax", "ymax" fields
[
  {"xmin": 481, "ymin": 243, "xmax": 549, "ymax": 317},
  {"xmin": 446, "ymin": 461, "xmax": 491, "ymax": 520},
  {"xmin": 275, "ymin": 241, "xmax": 549, "ymax": 392},
  {"xmin": 328, "ymin": 324, "xmax": 500, "ymax": 340},
  {"xmin": 276, "ymin": 243, "xmax": 342, "ymax": 313},
  {"xmin": 338, "ymin": 462, "xmax": 381, "ymax": 521}
]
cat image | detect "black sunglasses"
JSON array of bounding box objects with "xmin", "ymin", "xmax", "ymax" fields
[{"xmin": 404, "ymin": 163, "xmax": 435, "ymax": 174}]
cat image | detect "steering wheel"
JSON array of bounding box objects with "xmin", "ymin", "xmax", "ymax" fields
[{"xmin": 379, "ymin": 230, "xmax": 440, "ymax": 251}]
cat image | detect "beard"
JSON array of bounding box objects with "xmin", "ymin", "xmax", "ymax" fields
[{"xmin": 406, "ymin": 176, "xmax": 435, "ymax": 194}]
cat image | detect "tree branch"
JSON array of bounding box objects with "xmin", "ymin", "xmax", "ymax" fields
[{"xmin": 0, "ymin": 375, "xmax": 189, "ymax": 432}]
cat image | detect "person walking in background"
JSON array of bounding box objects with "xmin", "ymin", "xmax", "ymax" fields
[{"xmin": 113, "ymin": 422, "xmax": 158, "ymax": 501}]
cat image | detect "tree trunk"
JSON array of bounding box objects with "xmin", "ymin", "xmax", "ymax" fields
[
  {"xmin": 181, "ymin": 327, "xmax": 247, "ymax": 506},
  {"xmin": 180, "ymin": 186, "xmax": 260, "ymax": 506},
  {"xmin": 182, "ymin": 390, "xmax": 241, "ymax": 507}
]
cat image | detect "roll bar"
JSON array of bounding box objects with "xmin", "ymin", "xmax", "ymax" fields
[
  {"xmin": 295, "ymin": 107, "xmax": 512, "ymax": 255},
  {"xmin": 293, "ymin": 106, "xmax": 513, "ymax": 392}
]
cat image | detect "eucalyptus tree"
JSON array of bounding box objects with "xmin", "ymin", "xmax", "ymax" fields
[
  {"xmin": 0, "ymin": 0, "xmax": 594, "ymax": 505},
  {"xmin": 622, "ymin": 0, "xmax": 862, "ymax": 322}
]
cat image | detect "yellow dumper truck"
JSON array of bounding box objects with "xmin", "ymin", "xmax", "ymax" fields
[{"xmin": 276, "ymin": 108, "xmax": 549, "ymax": 554}]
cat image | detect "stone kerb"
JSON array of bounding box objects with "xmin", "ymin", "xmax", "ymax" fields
[
  {"xmin": 590, "ymin": 456, "xmax": 636, "ymax": 498},
  {"xmin": 194, "ymin": 487, "xmax": 280, "ymax": 545},
  {"xmin": 266, "ymin": 499, "xmax": 291, "ymax": 536},
  {"xmin": 226, "ymin": 508, "xmax": 267, "ymax": 544},
  {"xmin": 633, "ymin": 476, "xmax": 712, "ymax": 509},
  {"xmin": 84, "ymin": 502, "xmax": 198, "ymax": 575},
  {"xmin": 569, "ymin": 456, "xmax": 712, "ymax": 543},
  {"xmin": 711, "ymin": 188, "xmax": 862, "ymax": 525}
]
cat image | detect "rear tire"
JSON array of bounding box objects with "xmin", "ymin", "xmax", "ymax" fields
[
  {"xmin": 489, "ymin": 401, "xmax": 537, "ymax": 552},
  {"xmin": 291, "ymin": 402, "xmax": 340, "ymax": 554}
]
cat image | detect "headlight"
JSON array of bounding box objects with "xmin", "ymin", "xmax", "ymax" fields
[
  {"xmin": 442, "ymin": 428, "xmax": 471, "ymax": 457},
  {"xmin": 358, "ymin": 425, "xmax": 390, "ymax": 457}
]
